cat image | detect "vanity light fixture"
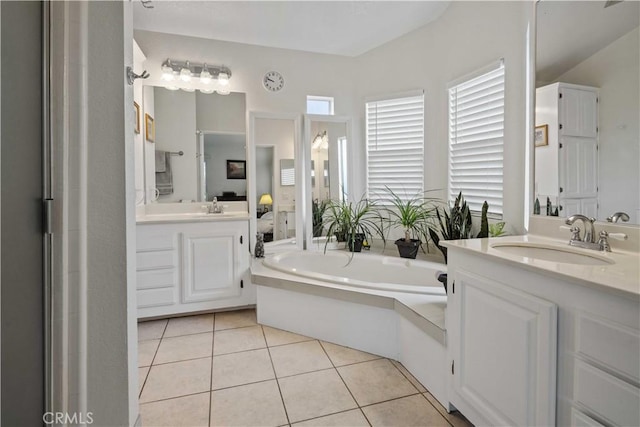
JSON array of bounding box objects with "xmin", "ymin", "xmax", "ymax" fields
[
  {"xmin": 161, "ymin": 59, "xmax": 232, "ymax": 92},
  {"xmin": 200, "ymin": 88, "xmax": 215, "ymax": 94},
  {"xmin": 312, "ymin": 131, "xmax": 328, "ymax": 149}
]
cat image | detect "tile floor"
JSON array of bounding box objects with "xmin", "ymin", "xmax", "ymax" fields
[{"xmin": 137, "ymin": 309, "xmax": 473, "ymax": 427}]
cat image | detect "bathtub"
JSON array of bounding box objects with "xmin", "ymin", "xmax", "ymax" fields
[{"xmin": 262, "ymin": 250, "xmax": 446, "ymax": 295}]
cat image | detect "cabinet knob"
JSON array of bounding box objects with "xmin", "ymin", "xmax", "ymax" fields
[{"xmin": 240, "ymin": 236, "xmax": 243, "ymax": 244}]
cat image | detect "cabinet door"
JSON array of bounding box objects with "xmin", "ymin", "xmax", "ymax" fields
[
  {"xmin": 580, "ymin": 198, "xmax": 598, "ymax": 219},
  {"xmin": 181, "ymin": 229, "xmax": 243, "ymax": 303},
  {"xmin": 559, "ymin": 87, "xmax": 597, "ymax": 138},
  {"xmin": 560, "ymin": 137, "xmax": 598, "ymax": 198},
  {"xmin": 451, "ymin": 270, "xmax": 557, "ymax": 426}
]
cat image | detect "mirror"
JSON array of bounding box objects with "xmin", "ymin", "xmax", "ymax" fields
[
  {"xmin": 141, "ymin": 86, "xmax": 246, "ymax": 203},
  {"xmin": 252, "ymin": 116, "xmax": 299, "ymax": 244},
  {"xmin": 535, "ymin": 1, "xmax": 639, "ymax": 224},
  {"xmin": 304, "ymin": 115, "xmax": 351, "ymax": 246}
]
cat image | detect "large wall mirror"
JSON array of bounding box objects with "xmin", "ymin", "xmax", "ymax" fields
[
  {"xmin": 303, "ymin": 115, "xmax": 351, "ymax": 247},
  {"xmin": 141, "ymin": 86, "xmax": 247, "ymax": 203},
  {"xmin": 535, "ymin": 0, "xmax": 639, "ymax": 224},
  {"xmin": 249, "ymin": 113, "xmax": 303, "ymax": 250}
]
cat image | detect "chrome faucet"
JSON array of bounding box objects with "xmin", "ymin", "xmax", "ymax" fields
[
  {"xmin": 208, "ymin": 197, "xmax": 223, "ymax": 214},
  {"xmin": 607, "ymin": 212, "xmax": 630, "ymax": 223},
  {"xmin": 566, "ymin": 214, "xmax": 597, "ymax": 244},
  {"xmin": 563, "ymin": 214, "xmax": 628, "ymax": 252}
]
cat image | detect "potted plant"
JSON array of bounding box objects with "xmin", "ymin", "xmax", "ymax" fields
[
  {"xmin": 323, "ymin": 196, "xmax": 385, "ymax": 253},
  {"xmin": 382, "ymin": 187, "xmax": 437, "ymax": 259},
  {"xmin": 312, "ymin": 199, "xmax": 329, "ymax": 238}
]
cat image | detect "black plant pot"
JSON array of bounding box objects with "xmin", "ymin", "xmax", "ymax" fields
[
  {"xmin": 347, "ymin": 233, "xmax": 366, "ymax": 252},
  {"xmin": 437, "ymin": 273, "xmax": 448, "ymax": 293},
  {"xmin": 334, "ymin": 232, "xmax": 347, "ymax": 242},
  {"xmin": 394, "ymin": 238, "xmax": 420, "ymax": 259}
]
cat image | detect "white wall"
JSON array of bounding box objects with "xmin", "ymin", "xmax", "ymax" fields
[
  {"xmin": 352, "ymin": 1, "xmax": 530, "ymax": 232},
  {"xmin": 204, "ymin": 136, "xmax": 246, "ymax": 199},
  {"xmin": 555, "ymin": 27, "xmax": 640, "ymax": 223},
  {"xmin": 197, "ymin": 91, "xmax": 246, "ymax": 133},
  {"xmin": 153, "ymin": 87, "xmax": 198, "ymax": 202}
]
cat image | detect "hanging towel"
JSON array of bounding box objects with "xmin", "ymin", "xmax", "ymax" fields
[
  {"xmin": 155, "ymin": 150, "xmax": 166, "ymax": 173},
  {"xmin": 155, "ymin": 151, "xmax": 173, "ymax": 195}
]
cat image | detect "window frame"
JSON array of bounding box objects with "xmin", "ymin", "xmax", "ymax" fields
[{"xmin": 306, "ymin": 95, "xmax": 335, "ymax": 115}]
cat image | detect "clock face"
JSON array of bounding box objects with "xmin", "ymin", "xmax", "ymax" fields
[{"xmin": 263, "ymin": 71, "xmax": 285, "ymax": 92}]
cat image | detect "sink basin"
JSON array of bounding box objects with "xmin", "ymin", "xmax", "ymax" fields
[{"xmin": 491, "ymin": 242, "xmax": 614, "ymax": 265}]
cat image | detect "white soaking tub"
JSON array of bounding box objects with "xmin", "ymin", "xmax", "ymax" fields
[{"xmin": 262, "ymin": 250, "xmax": 446, "ymax": 295}]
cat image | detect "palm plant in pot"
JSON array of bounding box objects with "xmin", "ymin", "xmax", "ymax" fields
[
  {"xmin": 382, "ymin": 187, "xmax": 438, "ymax": 259},
  {"xmin": 312, "ymin": 198, "xmax": 329, "ymax": 238},
  {"xmin": 323, "ymin": 196, "xmax": 385, "ymax": 254}
]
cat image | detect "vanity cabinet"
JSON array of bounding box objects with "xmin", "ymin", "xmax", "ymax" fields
[
  {"xmin": 136, "ymin": 219, "xmax": 252, "ymax": 318},
  {"xmin": 446, "ymin": 248, "xmax": 639, "ymax": 427}
]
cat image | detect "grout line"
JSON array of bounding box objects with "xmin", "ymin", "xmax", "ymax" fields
[
  {"xmin": 420, "ymin": 393, "xmax": 456, "ymax": 427},
  {"xmin": 211, "ymin": 376, "xmax": 277, "ymax": 393},
  {"xmin": 262, "ymin": 325, "xmax": 291, "ymax": 426},
  {"xmin": 162, "ymin": 329, "xmax": 215, "ymax": 339},
  {"xmin": 150, "ymin": 355, "xmax": 213, "ymax": 367},
  {"xmin": 358, "ymin": 391, "xmax": 422, "ymax": 409},
  {"xmin": 209, "ymin": 314, "xmax": 215, "ymax": 427},
  {"xmin": 291, "ymin": 407, "xmax": 365, "ymax": 426},
  {"xmin": 139, "ymin": 390, "xmax": 211, "ymax": 406},
  {"xmin": 318, "ymin": 342, "xmax": 362, "ymax": 413},
  {"xmin": 388, "ymin": 359, "xmax": 424, "ymax": 394},
  {"xmin": 359, "ymin": 407, "xmax": 373, "ymax": 427},
  {"xmin": 265, "ymin": 337, "xmax": 316, "ymax": 348},
  {"xmin": 139, "ymin": 319, "xmax": 170, "ymax": 397},
  {"xmin": 213, "ymin": 345, "xmax": 268, "ymax": 358}
]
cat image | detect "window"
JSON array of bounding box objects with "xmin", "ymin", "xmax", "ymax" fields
[
  {"xmin": 448, "ymin": 62, "xmax": 505, "ymax": 216},
  {"xmin": 306, "ymin": 96, "xmax": 334, "ymax": 115},
  {"xmin": 366, "ymin": 93, "xmax": 424, "ymax": 202}
]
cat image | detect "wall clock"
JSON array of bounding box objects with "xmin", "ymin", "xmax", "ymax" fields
[{"xmin": 263, "ymin": 71, "xmax": 285, "ymax": 92}]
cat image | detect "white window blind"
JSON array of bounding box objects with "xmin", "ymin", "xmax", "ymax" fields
[
  {"xmin": 449, "ymin": 63, "xmax": 504, "ymax": 215},
  {"xmin": 366, "ymin": 93, "xmax": 424, "ymax": 202}
]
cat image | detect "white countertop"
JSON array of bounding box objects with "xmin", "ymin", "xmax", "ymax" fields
[
  {"xmin": 136, "ymin": 212, "xmax": 250, "ymax": 224},
  {"xmin": 442, "ymin": 234, "xmax": 640, "ymax": 298}
]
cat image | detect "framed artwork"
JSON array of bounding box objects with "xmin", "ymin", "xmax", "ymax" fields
[
  {"xmin": 226, "ymin": 160, "xmax": 246, "ymax": 180},
  {"xmin": 535, "ymin": 124, "xmax": 548, "ymax": 147},
  {"xmin": 133, "ymin": 102, "xmax": 140, "ymax": 134},
  {"xmin": 145, "ymin": 113, "xmax": 155, "ymax": 142}
]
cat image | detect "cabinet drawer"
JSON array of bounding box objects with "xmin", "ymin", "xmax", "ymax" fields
[
  {"xmin": 136, "ymin": 269, "xmax": 176, "ymax": 290},
  {"xmin": 137, "ymin": 287, "xmax": 176, "ymax": 308},
  {"xmin": 137, "ymin": 251, "xmax": 175, "ymax": 270},
  {"xmin": 571, "ymin": 408, "xmax": 605, "ymax": 427},
  {"xmin": 575, "ymin": 360, "xmax": 640, "ymax": 427},
  {"xmin": 577, "ymin": 313, "xmax": 640, "ymax": 382},
  {"xmin": 136, "ymin": 230, "xmax": 175, "ymax": 251}
]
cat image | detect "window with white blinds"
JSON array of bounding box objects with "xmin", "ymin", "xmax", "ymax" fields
[
  {"xmin": 366, "ymin": 93, "xmax": 424, "ymax": 202},
  {"xmin": 448, "ymin": 63, "xmax": 504, "ymax": 216}
]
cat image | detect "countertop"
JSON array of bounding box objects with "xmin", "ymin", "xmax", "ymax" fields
[
  {"xmin": 136, "ymin": 212, "xmax": 250, "ymax": 224},
  {"xmin": 442, "ymin": 234, "xmax": 640, "ymax": 298}
]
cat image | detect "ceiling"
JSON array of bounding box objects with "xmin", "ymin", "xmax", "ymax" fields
[
  {"xmin": 536, "ymin": 0, "xmax": 639, "ymax": 84},
  {"xmin": 132, "ymin": 1, "xmax": 451, "ymax": 57}
]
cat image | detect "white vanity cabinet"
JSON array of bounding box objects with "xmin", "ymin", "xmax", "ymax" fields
[
  {"xmin": 136, "ymin": 219, "xmax": 253, "ymax": 318},
  {"xmin": 446, "ymin": 247, "xmax": 639, "ymax": 427}
]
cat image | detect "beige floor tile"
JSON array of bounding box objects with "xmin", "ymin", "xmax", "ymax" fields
[
  {"xmin": 279, "ymin": 369, "xmax": 357, "ymax": 423},
  {"xmin": 138, "ymin": 339, "xmax": 160, "ymax": 367},
  {"xmin": 363, "ymin": 394, "xmax": 449, "ymax": 427},
  {"xmin": 263, "ymin": 326, "xmax": 314, "ymax": 347},
  {"xmin": 338, "ymin": 359, "xmax": 417, "ymax": 406},
  {"xmin": 321, "ymin": 341, "xmax": 380, "ymax": 367},
  {"xmin": 423, "ymin": 392, "xmax": 474, "ymax": 427},
  {"xmin": 140, "ymin": 358, "xmax": 211, "ymax": 403},
  {"xmin": 213, "ymin": 325, "xmax": 266, "ymax": 355},
  {"xmin": 164, "ymin": 314, "xmax": 214, "ymax": 338},
  {"xmin": 212, "ymin": 348, "xmax": 275, "ymax": 390},
  {"xmin": 138, "ymin": 366, "xmax": 149, "ymax": 395},
  {"xmin": 391, "ymin": 360, "xmax": 427, "ymax": 392},
  {"xmin": 215, "ymin": 309, "xmax": 257, "ymax": 331},
  {"xmin": 210, "ymin": 380, "xmax": 288, "ymax": 427},
  {"xmin": 140, "ymin": 392, "xmax": 210, "ymax": 427},
  {"xmin": 154, "ymin": 332, "xmax": 213, "ymax": 365},
  {"xmin": 293, "ymin": 409, "xmax": 369, "ymax": 426},
  {"xmin": 138, "ymin": 319, "xmax": 167, "ymax": 341},
  {"xmin": 270, "ymin": 341, "xmax": 333, "ymax": 377}
]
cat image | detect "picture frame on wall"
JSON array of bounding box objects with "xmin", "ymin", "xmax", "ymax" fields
[
  {"xmin": 535, "ymin": 124, "xmax": 548, "ymax": 147},
  {"xmin": 134, "ymin": 102, "xmax": 140, "ymax": 134},
  {"xmin": 226, "ymin": 160, "xmax": 246, "ymax": 180},
  {"xmin": 145, "ymin": 113, "xmax": 155, "ymax": 142}
]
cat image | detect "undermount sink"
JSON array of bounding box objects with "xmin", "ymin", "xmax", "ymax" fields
[{"xmin": 491, "ymin": 242, "xmax": 615, "ymax": 265}]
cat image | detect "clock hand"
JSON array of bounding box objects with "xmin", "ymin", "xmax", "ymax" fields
[{"xmin": 267, "ymin": 78, "xmax": 275, "ymax": 83}]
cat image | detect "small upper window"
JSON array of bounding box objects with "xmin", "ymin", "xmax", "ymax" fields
[{"xmin": 307, "ymin": 96, "xmax": 334, "ymax": 115}]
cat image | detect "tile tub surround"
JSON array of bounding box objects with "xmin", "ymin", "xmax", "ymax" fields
[{"xmin": 137, "ymin": 309, "xmax": 472, "ymax": 427}]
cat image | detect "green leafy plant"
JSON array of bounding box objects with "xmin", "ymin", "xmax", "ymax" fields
[
  {"xmin": 312, "ymin": 199, "xmax": 329, "ymax": 238},
  {"xmin": 489, "ymin": 221, "xmax": 506, "ymax": 237},
  {"xmin": 323, "ymin": 196, "xmax": 385, "ymax": 254},
  {"xmin": 381, "ymin": 187, "xmax": 438, "ymax": 258},
  {"xmin": 428, "ymin": 192, "xmax": 491, "ymax": 263}
]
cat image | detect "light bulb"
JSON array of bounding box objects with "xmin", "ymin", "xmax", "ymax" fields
[
  {"xmin": 200, "ymin": 64, "xmax": 212, "ymax": 84},
  {"xmin": 217, "ymin": 72, "xmax": 229, "ymax": 86},
  {"xmin": 200, "ymin": 88, "xmax": 215, "ymax": 94},
  {"xmin": 166, "ymin": 85, "xmax": 179, "ymax": 91},
  {"xmin": 216, "ymin": 87, "xmax": 230, "ymax": 95},
  {"xmin": 180, "ymin": 61, "xmax": 192, "ymax": 82},
  {"xmin": 181, "ymin": 87, "xmax": 195, "ymax": 92},
  {"xmin": 161, "ymin": 63, "xmax": 174, "ymax": 81}
]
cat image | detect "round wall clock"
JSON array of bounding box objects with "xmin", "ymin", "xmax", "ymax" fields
[{"xmin": 263, "ymin": 71, "xmax": 285, "ymax": 92}]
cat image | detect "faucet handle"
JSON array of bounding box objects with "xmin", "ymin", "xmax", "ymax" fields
[
  {"xmin": 607, "ymin": 232, "xmax": 628, "ymax": 241},
  {"xmin": 560, "ymin": 225, "xmax": 581, "ymax": 241}
]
